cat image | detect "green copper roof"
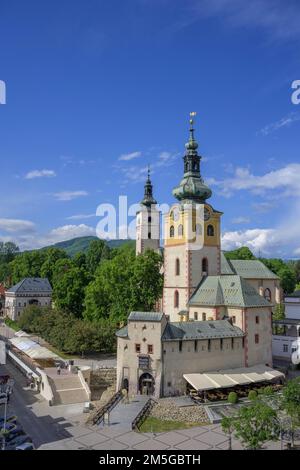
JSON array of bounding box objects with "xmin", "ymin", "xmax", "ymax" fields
[
  {"xmin": 116, "ymin": 326, "xmax": 128, "ymax": 338},
  {"xmin": 162, "ymin": 320, "xmax": 244, "ymax": 341},
  {"xmin": 220, "ymin": 253, "xmax": 279, "ymax": 279},
  {"xmin": 189, "ymin": 275, "xmax": 273, "ymax": 308},
  {"xmin": 172, "ymin": 117, "xmax": 212, "ymax": 203},
  {"xmin": 128, "ymin": 311, "xmax": 164, "ymax": 322},
  {"xmin": 140, "ymin": 168, "xmax": 157, "ymax": 207}
]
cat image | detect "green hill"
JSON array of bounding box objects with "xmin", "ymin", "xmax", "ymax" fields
[{"xmin": 43, "ymin": 236, "xmax": 135, "ymax": 257}]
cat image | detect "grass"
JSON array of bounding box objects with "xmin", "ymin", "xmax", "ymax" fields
[
  {"xmin": 139, "ymin": 416, "xmax": 208, "ymax": 433},
  {"xmin": 4, "ymin": 318, "xmax": 20, "ymax": 331}
]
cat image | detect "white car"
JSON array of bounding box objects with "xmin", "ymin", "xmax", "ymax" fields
[{"xmin": 16, "ymin": 442, "xmax": 35, "ymax": 450}]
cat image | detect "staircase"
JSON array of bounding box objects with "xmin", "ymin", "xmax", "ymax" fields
[{"xmin": 47, "ymin": 372, "xmax": 89, "ymax": 405}]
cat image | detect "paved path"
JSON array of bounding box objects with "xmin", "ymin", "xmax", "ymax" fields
[{"xmin": 100, "ymin": 395, "xmax": 149, "ymax": 431}]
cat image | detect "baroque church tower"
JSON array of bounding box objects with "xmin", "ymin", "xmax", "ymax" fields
[
  {"xmin": 163, "ymin": 114, "xmax": 223, "ymax": 322},
  {"xmin": 136, "ymin": 169, "xmax": 160, "ymax": 255}
]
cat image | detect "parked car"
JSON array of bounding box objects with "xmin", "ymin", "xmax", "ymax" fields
[
  {"xmin": 0, "ymin": 393, "xmax": 8, "ymax": 405},
  {"xmin": 5, "ymin": 434, "xmax": 32, "ymax": 450},
  {"xmin": 16, "ymin": 442, "xmax": 35, "ymax": 450}
]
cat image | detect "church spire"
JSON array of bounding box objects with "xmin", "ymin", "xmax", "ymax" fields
[
  {"xmin": 140, "ymin": 166, "xmax": 157, "ymax": 207},
  {"xmin": 172, "ymin": 113, "xmax": 212, "ymax": 203}
]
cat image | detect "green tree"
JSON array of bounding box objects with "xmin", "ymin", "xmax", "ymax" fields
[
  {"xmin": 52, "ymin": 259, "xmax": 89, "ymax": 317},
  {"xmin": 221, "ymin": 415, "xmax": 235, "ymax": 450},
  {"xmin": 40, "ymin": 248, "xmax": 68, "ymax": 284},
  {"xmin": 225, "ymin": 246, "xmax": 256, "ymax": 260},
  {"xmin": 282, "ymin": 378, "xmax": 300, "ymax": 447},
  {"xmin": 278, "ymin": 266, "xmax": 296, "ymax": 294},
  {"xmin": 0, "ymin": 242, "xmax": 19, "ymax": 263},
  {"xmin": 86, "ymin": 240, "xmax": 111, "ymax": 276},
  {"xmin": 9, "ymin": 250, "xmax": 47, "ymax": 284},
  {"xmin": 273, "ymin": 303, "xmax": 285, "ymax": 321},
  {"xmin": 17, "ymin": 304, "xmax": 43, "ymax": 332},
  {"xmin": 233, "ymin": 401, "xmax": 280, "ymax": 449}
]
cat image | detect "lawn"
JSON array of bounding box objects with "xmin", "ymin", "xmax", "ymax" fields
[{"xmin": 139, "ymin": 416, "xmax": 207, "ymax": 433}]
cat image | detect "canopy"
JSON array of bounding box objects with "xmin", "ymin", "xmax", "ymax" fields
[
  {"xmin": 184, "ymin": 364, "xmax": 284, "ymax": 392},
  {"xmin": 9, "ymin": 337, "xmax": 59, "ymax": 360}
]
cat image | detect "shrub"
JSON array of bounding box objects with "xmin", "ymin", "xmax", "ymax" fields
[
  {"xmin": 228, "ymin": 391, "xmax": 238, "ymax": 404},
  {"xmin": 248, "ymin": 390, "xmax": 257, "ymax": 401}
]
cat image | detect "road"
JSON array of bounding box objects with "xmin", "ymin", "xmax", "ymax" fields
[{"xmin": 0, "ymin": 361, "xmax": 81, "ymax": 448}]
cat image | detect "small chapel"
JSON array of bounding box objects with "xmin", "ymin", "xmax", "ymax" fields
[{"xmin": 116, "ymin": 115, "xmax": 283, "ymax": 398}]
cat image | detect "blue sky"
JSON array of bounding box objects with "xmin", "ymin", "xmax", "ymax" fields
[{"xmin": 0, "ymin": 0, "xmax": 300, "ymax": 257}]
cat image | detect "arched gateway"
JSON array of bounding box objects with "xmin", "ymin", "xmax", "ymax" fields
[{"xmin": 139, "ymin": 373, "xmax": 155, "ymax": 395}]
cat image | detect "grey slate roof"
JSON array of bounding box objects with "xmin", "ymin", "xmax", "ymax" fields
[
  {"xmin": 189, "ymin": 275, "xmax": 272, "ymax": 308},
  {"xmin": 128, "ymin": 311, "xmax": 164, "ymax": 322},
  {"xmin": 162, "ymin": 320, "xmax": 244, "ymax": 341},
  {"xmin": 7, "ymin": 278, "xmax": 52, "ymax": 294},
  {"xmin": 220, "ymin": 252, "xmax": 278, "ymax": 279},
  {"xmin": 116, "ymin": 326, "xmax": 129, "ymax": 338}
]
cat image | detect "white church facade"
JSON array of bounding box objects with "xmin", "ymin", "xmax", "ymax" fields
[{"xmin": 116, "ymin": 116, "xmax": 282, "ymax": 398}]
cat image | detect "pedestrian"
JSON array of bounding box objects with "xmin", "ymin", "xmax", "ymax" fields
[{"xmin": 57, "ymin": 365, "xmax": 61, "ymax": 376}]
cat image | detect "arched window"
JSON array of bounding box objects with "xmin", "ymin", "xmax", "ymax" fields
[
  {"xmin": 264, "ymin": 288, "xmax": 271, "ymax": 302},
  {"xmin": 170, "ymin": 211, "xmax": 174, "ymax": 221},
  {"xmin": 202, "ymin": 312, "xmax": 206, "ymax": 321},
  {"xmin": 174, "ymin": 290, "xmax": 179, "ymax": 308},
  {"xmin": 178, "ymin": 224, "xmax": 184, "ymax": 237},
  {"xmin": 207, "ymin": 224, "xmax": 214, "ymax": 236},
  {"xmin": 148, "ymin": 232, "xmax": 151, "ymax": 239},
  {"xmin": 202, "ymin": 258, "xmax": 208, "ymax": 274},
  {"xmin": 170, "ymin": 225, "xmax": 174, "ymax": 238},
  {"xmin": 148, "ymin": 216, "xmax": 152, "ymax": 223},
  {"xmin": 175, "ymin": 258, "xmax": 180, "ymax": 276}
]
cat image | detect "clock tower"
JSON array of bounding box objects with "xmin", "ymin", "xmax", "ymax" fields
[{"xmin": 163, "ymin": 114, "xmax": 222, "ymax": 322}]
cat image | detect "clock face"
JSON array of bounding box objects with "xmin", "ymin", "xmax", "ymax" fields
[{"xmin": 204, "ymin": 207, "xmax": 210, "ymax": 221}]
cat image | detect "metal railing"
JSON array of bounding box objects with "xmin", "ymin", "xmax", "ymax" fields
[
  {"xmin": 132, "ymin": 397, "xmax": 157, "ymax": 431},
  {"xmin": 92, "ymin": 390, "xmax": 123, "ymax": 425}
]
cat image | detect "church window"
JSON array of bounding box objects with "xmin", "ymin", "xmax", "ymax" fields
[
  {"xmin": 174, "ymin": 290, "xmax": 179, "ymax": 308},
  {"xmin": 207, "ymin": 224, "xmax": 214, "ymax": 236},
  {"xmin": 148, "ymin": 216, "xmax": 151, "ymax": 223},
  {"xmin": 148, "ymin": 232, "xmax": 151, "ymax": 239},
  {"xmin": 179, "ymin": 341, "xmax": 183, "ymax": 352},
  {"xmin": 255, "ymin": 316, "xmax": 259, "ymax": 324},
  {"xmin": 220, "ymin": 339, "xmax": 223, "ymax": 350},
  {"xmin": 170, "ymin": 225, "xmax": 174, "ymax": 238},
  {"xmin": 148, "ymin": 344, "xmax": 153, "ymax": 354},
  {"xmin": 264, "ymin": 288, "xmax": 271, "ymax": 302},
  {"xmin": 170, "ymin": 211, "xmax": 174, "ymax": 221},
  {"xmin": 178, "ymin": 224, "xmax": 184, "ymax": 237},
  {"xmin": 202, "ymin": 258, "xmax": 208, "ymax": 274},
  {"xmin": 231, "ymin": 338, "xmax": 234, "ymax": 349},
  {"xmin": 175, "ymin": 258, "xmax": 180, "ymax": 276},
  {"xmin": 208, "ymin": 339, "xmax": 211, "ymax": 351},
  {"xmin": 202, "ymin": 312, "xmax": 206, "ymax": 321},
  {"xmin": 255, "ymin": 334, "xmax": 259, "ymax": 344},
  {"xmin": 167, "ymin": 381, "xmax": 171, "ymax": 387},
  {"xmin": 194, "ymin": 340, "xmax": 198, "ymax": 352},
  {"xmin": 135, "ymin": 344, "xmax": 141, "ymax": 353},
  {"xmin": 194, "ymin": 312, "xmax": 198, "ymax": 320},
  {"xmin": 231, "ymin": 316, "xmax": 236, "ymax": 324}
]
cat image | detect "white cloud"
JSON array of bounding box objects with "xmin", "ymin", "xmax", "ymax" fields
[
  {"xmin": 48, "ymin": 224, "xmax": 95, "ymax": 241},
  {"xmin": 25, "ymin": 169, "xmax": 56, "ymax": 179},
  {"xmin": 222, "ymin": 228, "xmax": 277, "ymax": 255},
  {"xmin": 155, "ymin": 151, "xmax": 179, "ymax": 168},
  {"xmin": 119, "ymin": 151, "xmax": 142, "ymax": 161},
  {"xmin": 192, "ymin": 0, "xmax": 300, "ymax": 42},
  {"xmin": 0, "ymin": 218, "xmax": 35, "ymax": 233},
  {"xmin": 231, "ymin": 217, "xmax": 250, "ymax": 224},
  {"xmin": 259, "ymin": 113, "xmax": 300, "ymax": 136},
  {"xmin": 53, "ymin": 190, "xmax": 89, "ymax": 201},
  {"xmin": 210, "ymin": 163, "xmax": 300, "ymax": 198},
  {"xmin": 66, "ymin": 213, "xmax": 96, "ymax": 220}
]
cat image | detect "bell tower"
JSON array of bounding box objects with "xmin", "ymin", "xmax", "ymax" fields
[
  {"xmin": 163, "ymin": 113, "xmax": 222, "ymax": 322},
  {"xmin": 136, "ymin": 168, "xmax": 160, "ymax": 255}
]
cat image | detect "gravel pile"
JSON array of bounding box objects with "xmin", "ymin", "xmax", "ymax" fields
[{"xmin": 150, "ymin": 398, "xmax": 208, "ymax": 423}]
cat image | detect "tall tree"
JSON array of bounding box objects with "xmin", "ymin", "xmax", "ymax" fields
[
  {"xmin": 40, "ymin": 248, "xmax": 68, "ymax": 283},
  {"xmin": 86, "ymin": 239, "xmax": 111, "ymax": 276}
]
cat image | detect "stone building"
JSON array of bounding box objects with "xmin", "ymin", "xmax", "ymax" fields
[
  {"xmin": 5, "ymin": 278, "xmax": 52, "ymax": 321},
  {"xmin": 116, "ymin": 115, "xmax": 281, "ymax": 398}
]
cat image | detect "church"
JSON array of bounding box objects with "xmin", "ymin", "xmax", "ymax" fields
[{"xmin": 116, "ymin": 115, "xmax": 282, "ymax": 398}]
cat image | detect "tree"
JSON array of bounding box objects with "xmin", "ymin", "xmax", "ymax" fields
[
  {"xmin": 52, "ymin": 259, "xmax": 89, "ymax": 317},
  {"xmin": 278, "ymin": 266, "xmax": 296, "ymax": 294},
  {"xmin": 86, "ymin": 240, "xmax": 111, "ymax": 276},
  {"xmin": 17, "ymin": 305, "xmax": 43, "ymax": 332},
  {"xmin": 221, "ymin": 415, "xmax": 235, "ymax": 450},
  {"xmin": 9, "ymin": 250, "xmax": 47, "ymax": 284},
  {"xmin": 0, "ymin": 242, "xmax": 19, "ymax": 263},
  {"xmin": 282, "ymin": 378, "xmax": 300, "ymax": 447},
  {"xmin": 40, "ymin": 248, "xmax": 68, "ymax": 283},
  {"xmin": 225, "ymin": 247, "xmax": 256, "ymax": 260},
  {"xmin": 84, "ymin": 247, "xmax": 163, "ymax": 322},
  {"xmin": 233, "ymin": 401, "xmax": 280, "ymax": 449}
]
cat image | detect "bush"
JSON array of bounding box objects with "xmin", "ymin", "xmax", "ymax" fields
[
  {"xmin": 228, "ymin": 392, "xmax": 238, "ymax": 404},
  {"xmin": 248, "ymin": 390, "xmax": 257, "ymax": 401}
]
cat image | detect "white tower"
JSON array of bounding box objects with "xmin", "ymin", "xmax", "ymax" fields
[{"xmin": 136, "ymin": 169, "xmax": 160, "ymax": 256}]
